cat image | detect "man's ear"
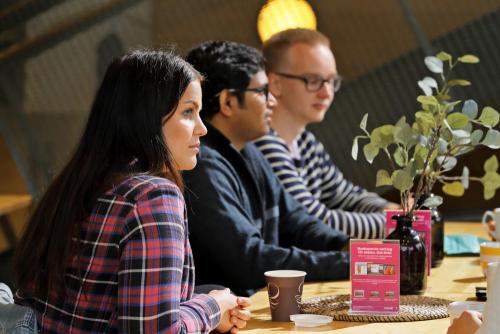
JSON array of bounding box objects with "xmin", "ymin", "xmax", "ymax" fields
[
  {"xmin": 267, "ymin": 73, "xmax": 281, "ymax": 98},
  {"xmin": 218, "ymin": 89, "xmax": 234, "ymax": 117}
]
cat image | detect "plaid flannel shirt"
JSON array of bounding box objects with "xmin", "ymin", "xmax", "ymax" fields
[{"xmin": 16, "ymin": 175, "xmax": 221, "ymax": 333}]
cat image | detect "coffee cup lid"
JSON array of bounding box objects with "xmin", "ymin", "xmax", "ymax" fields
[
  {"xmin": 264, "ymin": 270, "xmax": 307, "ymax": 277},
  {"xmin": 290, "ymin": 314, "xmax": 332, "ymax": 327}
]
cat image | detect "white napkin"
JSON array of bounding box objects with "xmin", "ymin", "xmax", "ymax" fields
[{"xmin": 477, "ymin": 262, "xmax": 500, "ymax": 333}]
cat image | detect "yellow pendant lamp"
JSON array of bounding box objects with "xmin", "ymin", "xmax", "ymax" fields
[{"xmin": 257, "ymin": 0, "xmax": 317, "ymax": 42}]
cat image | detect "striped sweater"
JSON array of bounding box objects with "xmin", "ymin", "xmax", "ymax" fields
[{"xmin": 254, "ymin": 129, "xmax": 388, "ymax": 239}]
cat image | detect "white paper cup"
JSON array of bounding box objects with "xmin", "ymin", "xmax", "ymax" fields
[
  {"xmin": 447, "ymin": 301, "xmax": 485, "ymax": 324},
  {"xmin": 480, "ymin": 242, "xmax": 500, "ymax": 276},
  {"xmin": 487, "ymin": 262, "xmax": 499, "ymax": 300}
]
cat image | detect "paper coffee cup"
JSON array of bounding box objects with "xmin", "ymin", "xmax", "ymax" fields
[
  {"xmin": 264, "ymin": 270, "xmax": 306, "ymax": 322},
  {"xmin": 448, "ymin": 301, "xmax": 485, "ymax": 324},
  {"xmin": 480, "ymin": 242, "xmax": 500, "ymax": 276}
]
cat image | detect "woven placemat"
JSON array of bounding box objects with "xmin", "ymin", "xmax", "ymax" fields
[{"xmin": 300, "ymin": 294, "xmax": 452, "ymax": 322}]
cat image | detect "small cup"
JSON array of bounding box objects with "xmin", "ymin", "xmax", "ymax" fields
[
  {"xmin": 447, "ymin": 301, "xmax": 485, "ymax": 324},
  {"xmin": 264, "ymin": 270, "xmax": 306, "ymax": 322},
  {"xmin": 479, "ymin": 242, "xmax": 500, "ymax": 276},
  {"xmin": 487, "ymin": 262, "xmax": 499, "ymax": 300},
  {"xmin": 482, "ymin": 208, "xmax": 500, "ymax": 240}
]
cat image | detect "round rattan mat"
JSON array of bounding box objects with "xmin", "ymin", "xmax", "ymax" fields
[{"xmin": 300, "ymin": 294, "xmax": 452, "ymax": 322}]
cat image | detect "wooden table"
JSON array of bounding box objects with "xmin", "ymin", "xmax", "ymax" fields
[
  {"xmin": 242, "ymin": 222, "xmax": 489, "ymax": 333},
  {"xmin": 0, "ymin": 194, "xmax": 32, "ymax": 249}
]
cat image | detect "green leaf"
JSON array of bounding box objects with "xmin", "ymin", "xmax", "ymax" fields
[
  {"xmin": 394, "ymin": 123, "xmax": 417, "ymax": 147},
  {"xmin": 462, "ymin": 100, "xmax": 478, "ymax": 119},
  {"xmin": 482, "ymin": 129, "xmax": 500, "ymax": 149},
  {"xmin": 376, "ymin": 169, "xmax": 392, "ymax": 187},
  {"xmin": 371, "ymin": 125, "xmax": 395, "ymax": 149},
  {"xmin": 464, "ymin": 123, "xmax": 473, "ymax": 133},
  {"xmin": 417, "ymin": 135, "xmax": 428, "ymax": 147},
  {"xmin": 484, "ymin": 155, "xmax": 499, "ymax": 173},
  {"xmin": 478, "ymin": 107, "xmax": 500, "ymax": 127},
  {"xmin": 484, "ymin": 184, "xmax": 497, "ymax": 200},
  {"xmin": 481, "ymin": 172, "xmax": 500, "ymax": 200},
  {"xmin": 448, "ymin": 79, "xmax": 471, "ymax": 87},
  {"xmin": 414, "ymin": 145, "xmax": 430, "ymax": 169},
  {"xmin": 405, "ymin": 160, "xmax": 418, "ymax": 178},
  {"xmin": 360, "ymin": 113, "xmax": 368, "ymax": 131},
  {"xmin": 391, "ymin": 170, "xmax": 414, "ymax": 192},
  {"xmin": 451, "ymin": 130, "xmax": 471, "ymax": 146},
  {"xmin": 441, "ymin": 127, "xmax": 453, "ymax": 141},
  {"xmin": 352, "ymin": 137, "xmax": 359, "ymax": 160},
  {"xmin": 437, "ymin": 156, "xmax": 457, "ymax": 172},
  {"xmin": 437, "ymin": 94, "xmax": 452, "ymax": 102},
  {"xmin": 396, "ymin": 116, "xmax": 407, "ymax": 128},
  {"xmin": 458, "ymin": 55, "xmax": 480, "ymax": 63},
  {"xmin": 456, "ymin": 146, "xmax": 474, "ymax": 156},
  {"xmin": 393, "ymin": 147, "xmax": 406, "ymax": 167},
  {"xmin": 444, "ymin": 100, "xmax": 462, "ymax": 113},
  {"xmin": 443, "ymin": 118, "xmax": 453, "ymax": 132},
  {"xmin": 436, "ymin": 51, "xmax": 452, "ymax": 62},
  {"xmin": 417, "ymin": 95, "xmax": 439, "ymax": 106},
  {"xmin": 470, "ymin": 130, "xmax": 484, "ymax": 145},
  {"xmin": 424, "ymin": 56, "xmax": 444, "ymax": 73},
  {"xmin": 470, "ymin": 129, "xmax": 483, "ymax": 145},
  {"xmin": 430, "ymin": 148, "xmax": 439, "ymax": 164},
  {"xmin": 363, "ymin": 142, "xmax": 379, "ymax": 164},
  {"xmin": 414, "ymin": 153, "xmax": 425, "ymax": 170},
  {"xmin": 461, "ymin": 167, "xmax": 469, "ymax": 189},
  {"xmin": 437, "ymin": 138, "xmax": 448, "ymax": 154},
  {"xmin": 422, "ymin": 195, "xmax": 443, "ymax": 207},
  {"xmin": 442, "ymin": 181, "xmax": 465, "ymax": 197},
  {"xmin": 446, "ymin": 113, "xmax": 469, "ymax": 129},
  {"xmin": 415, "ymin": 111, "xmax": 436, "ymax": 135}
]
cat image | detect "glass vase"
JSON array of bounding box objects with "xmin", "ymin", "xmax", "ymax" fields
[
  {"xmin": 419, "ymin": 193, "xmax": 445, "ymax": 267},
  {"xmin": 387, "ymin": 214, "xmax": 427, "ymax": 295}
]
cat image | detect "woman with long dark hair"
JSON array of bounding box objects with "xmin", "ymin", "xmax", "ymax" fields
[{"xmin": 14, "ymin": 50, "xmax": 250, "ymax": 333}]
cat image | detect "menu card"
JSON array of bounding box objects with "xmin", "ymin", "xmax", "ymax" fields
[
  {"xmin": 385, "ymin": 210, "xmax": 432, "ymax": 274},
  {"xmin": 350, "ymin": 239, "xmax": 400, "ymax": 315}
]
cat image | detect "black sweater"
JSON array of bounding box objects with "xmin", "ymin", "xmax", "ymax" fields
[{"xmin": 184, "ymin": 124, "xmax": 350, "ymax": 296}]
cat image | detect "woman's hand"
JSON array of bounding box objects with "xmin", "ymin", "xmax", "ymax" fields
[
  {"xmin": 209, "ymin": 289, "xmax": 251, "ymax": 333},
  {"xmin": 209, "ymin": 289, "xmax": 250, "ymax": 334},
  {"xmin": 227, "ymin": 297, "xmax": 251, "ymax": 333},
  {"xmin": 209, "ymin": 289, "xmax": 237, "ymax": 332},
  {"xmin": 447, "ymin": 310, "xmax": 482, "ymax": 334}
]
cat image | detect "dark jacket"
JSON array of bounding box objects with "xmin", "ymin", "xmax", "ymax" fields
[{"xmin": 184, "ymin": 124, "xmax": 350, "ymax": 296}]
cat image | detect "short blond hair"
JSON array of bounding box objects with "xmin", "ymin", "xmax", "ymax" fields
[{"xmin": 263, "ymin": 28, "xmax": 330, "ymax": 71}]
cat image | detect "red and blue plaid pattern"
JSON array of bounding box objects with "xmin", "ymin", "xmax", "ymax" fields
[{"xmin": 16, "ymin": 175, "xmax": 220, "ymax": 333}]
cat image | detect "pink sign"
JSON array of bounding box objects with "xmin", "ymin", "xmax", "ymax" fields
[
  {"xmin": 350, "ymin": 240, "xmax": 400, "ymax": 314},
  {"xmin": 385, "ymin": 210, "xmax": 432, "ymax": 275}
]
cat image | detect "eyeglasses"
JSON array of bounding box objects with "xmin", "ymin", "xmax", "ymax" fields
[
  {"xmin": 228, "ymin": 84, "xmax": 270, "ymax": 101},
  {"xmin": 274, "ymin": 72, "xmax": 342, "ymax": 92}
]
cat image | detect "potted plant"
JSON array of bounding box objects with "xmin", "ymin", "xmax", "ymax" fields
[{"xmin": 351, "ymin": 51, "xmax": 500, "ymax": 293}]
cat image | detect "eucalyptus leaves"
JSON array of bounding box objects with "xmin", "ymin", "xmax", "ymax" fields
[{"xmin": 351, "ymin": 52, "xmax": 500, "ymax": 215}]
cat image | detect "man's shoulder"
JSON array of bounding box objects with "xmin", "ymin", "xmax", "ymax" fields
[
  {"xmin": 299, "ymin": 130, "xmax": 321, "ymax": 145},
  {"xmin": 253, "ymin": 131, "xmax": 288, "ymax": 154},
  {"xmin": 185, "ymin": 144, "xmax": 242, "ymax": 189},
  {"xmin": 298, "ymin": 130, "xmax": 329, "ymax": 155},
  {"xmin": 199, "ymin": 143, "xmax": 226, "ymax": 162}
]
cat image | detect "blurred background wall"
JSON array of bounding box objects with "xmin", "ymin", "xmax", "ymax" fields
[{"xmin": 1, "ymin": 0, "xmax": 500, "ymax": 282}]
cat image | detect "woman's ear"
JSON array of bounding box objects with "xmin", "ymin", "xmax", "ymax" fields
[
  {"xmin": 267, "ymin": 73, "xmax": 281, "ymax": 98},
  {"xmin": 218, "ymin": 89, "xmax": 234, "ymax": 117}
]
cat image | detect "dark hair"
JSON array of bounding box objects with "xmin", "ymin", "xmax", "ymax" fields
[
  {"xmin": 263, "ymin": 28, "xmax": 330, "ymax": 72},
  {"xmin": 14, "ymin": 49, "xmax": 200, "ymax": 298},
  {"xmin": 185, "ymin": 41, "xmax": 265, "ymax": 120}
]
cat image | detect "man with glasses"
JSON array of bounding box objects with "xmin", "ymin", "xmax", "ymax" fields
[
  {"xmin": 255, "ymin": 29, "xmax": 399, "ymax": 240},
  {"xmin": 184, "ymin": 41, "xmax": 350, "ymax": 296}
]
